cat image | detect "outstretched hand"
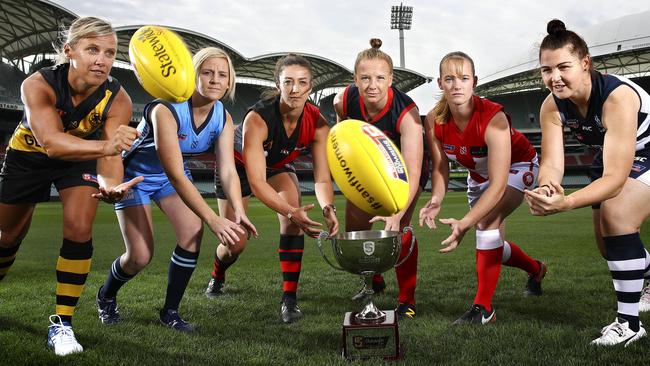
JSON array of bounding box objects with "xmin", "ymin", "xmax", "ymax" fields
[
  {"xmin": 438, "ymin": 217, "xmax": 468, "ymax": 253},
  {"xmin": 418, "ymin": 197, "xmax": 442, "ymax": 229},
  {"xmin": 287, "ymin": 204, "xmax": 322, "ymax": 238},
  {"xmin": 369, "ymin": 213, "xmax": 402, "ymax": 232},
  {"xmin": 92, "ymin": 176, "xmax": 144, "ymax": 203}
]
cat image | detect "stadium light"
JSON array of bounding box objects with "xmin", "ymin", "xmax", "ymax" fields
[{"xmin": 390, "ymin": 3, "xmax": 413, "ymax": 68}]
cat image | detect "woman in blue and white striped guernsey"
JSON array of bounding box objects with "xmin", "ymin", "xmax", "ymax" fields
[{"xmin": 525, "ymin": 19, "xmax": 650, "ymax": 347}]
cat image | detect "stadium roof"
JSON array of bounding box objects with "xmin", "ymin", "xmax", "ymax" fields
[
  {"xmin": 476, "ymin": 10, "xmax": 650, "ymax": 97},
  {"xmin": 1, "ymin": 0, "xmax": 430, "ymax": 95}
]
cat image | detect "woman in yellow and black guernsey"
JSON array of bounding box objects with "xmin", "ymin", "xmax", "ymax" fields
[{"xmin": 0, "ymin": 17, "xmax": 140, "ymax": 357}]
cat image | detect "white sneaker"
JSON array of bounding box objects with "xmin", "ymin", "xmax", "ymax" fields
[
  {"xmin": 639, "ymin": 284, "xmax": 650, "ymax": 312},
  {"xmin": 590, "ymin": 318, "xmax": 646, "ymax": 347},
  {"xmin": 47, "ymin": 315, "xmax": 84, "ymax": 356}
]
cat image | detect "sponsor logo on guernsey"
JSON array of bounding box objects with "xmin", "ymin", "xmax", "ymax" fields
[
  {"xmin": 330, "ymin": 130, "xmax": 383, "ymax": 211},
  {"xmin": 594, "ymin": 115, "xmax": 603, "ymax": 128},
  {"xmin": 361, "ymin": 124, "xmax": 408, "ymax": 182},
  {"xmin": 443, "ymin": 144, "xmax": 455, "ymax": 152},
  {"xmin": 566, "ymin": 119, "xmax": 580, "ymax": 129},
  {"xmin": 582, "ymin": 125, "xmax": 593, "ymax": 132},
  {"xmin": 470, "ymin": 146, "xmax": 488, "ymax": 157},
  {"xmin": 136, "ymin": 27, "xmax": 177, "ymax": 78},
  {"xmin": 89, "ymin": 112, "xmax": 102, "ymax": 128},
  {"xmin": 635, "ymin": 156, "xmax": 647, "ymax": 163},
  {"xmin": 460, "ymin": 146, "xmax": 467, "ymax": 155}
]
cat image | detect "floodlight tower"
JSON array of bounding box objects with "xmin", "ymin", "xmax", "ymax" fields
[{"xmin": 390, "ymin": 3, "xmax": 413, "ymax": 68}]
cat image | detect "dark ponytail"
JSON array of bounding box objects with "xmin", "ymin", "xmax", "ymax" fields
[{"xmin": 539, "ymin": 19, "xmax": 591, "ymax": 71}]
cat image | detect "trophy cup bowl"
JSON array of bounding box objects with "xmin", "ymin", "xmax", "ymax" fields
[{"xmin": 317, "ymin": 227, "xmax": 415, "ymax": 360}]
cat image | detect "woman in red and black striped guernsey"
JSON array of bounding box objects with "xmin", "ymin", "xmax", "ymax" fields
[
  {"xmin": 208, "ymin": 54, "xmax": 339, "ymax": 323},
  {"xmin": 333, "ymin": 39, "xmax": 426, "ymax": 320}
]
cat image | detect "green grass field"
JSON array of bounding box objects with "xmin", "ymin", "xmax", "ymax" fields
[{"xmin": 0, "ymin": 192, "xmax": 648, "ymax": 365}]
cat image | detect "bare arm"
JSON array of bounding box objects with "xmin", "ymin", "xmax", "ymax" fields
[
  {"xmin": 96, "ymin": 87, "xmax": 133, "ymax": 189},
  {"xmin": 216, "ymin": 112, "xmax": 258, "ymax": 237},
  {"xmin": 537, "ymin": 94, "xmax": 566, "ymax": 190},
  {"xmin": 311, "ymin": 114, "xmax": 339, "ymax": 236},
  {"xmin": 24, "ymin": 74, "xmax": 137, "ymax": 160},
  {"xmin": 333, "ymin": 90, "xmax": 345, "ymax": 123},
  {"xmin": 419, "ymin": 113, "xmax": 449, "ymax": 228}
]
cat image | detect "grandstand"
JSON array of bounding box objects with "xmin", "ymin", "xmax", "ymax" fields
[
  {"xmin": 0, "ymin": 0, "xmax": 430, "ymax": 195},
  {"xmin": 475, "ymin": 10, "xmax": 650, "ymax": 187}
]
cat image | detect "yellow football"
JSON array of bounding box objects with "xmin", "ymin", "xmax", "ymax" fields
[
  {"xmin": 128, "ymin": 25, "xmax": 195, "ymax": 102},
  {"xmin": 327, "ymin": 119, "xmax": 409, "ymax": 216}
]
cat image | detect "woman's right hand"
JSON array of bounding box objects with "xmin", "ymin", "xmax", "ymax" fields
[
  {"xmin": 287, "ymin": 204, "xmax": 322, "ymax": 238},
  {"xmin": 418, "ymin": 196, "xmax": 442, "ymax": 229},
  {"xmin": 103, "ymin": 125, "xmax": 139, "ymax": 156},
  {"xmin": 208, "ymin": 216, "xmax": 247, "ymax": 246}
]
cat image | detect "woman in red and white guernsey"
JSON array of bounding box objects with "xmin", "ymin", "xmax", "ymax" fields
[
  {"xmin": 419, "ymin": 51, "xmax": 547, "ymax": 325},
  {"xmin": 333, "ymin": 39, "xmax": 425, "ymax": 320},
  {"xmin": 205, "ymin": 54, "xmax": 339, "ymax": 324}
]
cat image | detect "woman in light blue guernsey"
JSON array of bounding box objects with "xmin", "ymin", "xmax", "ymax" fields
[{"xmin": 94, "ymin": 47, "xmax": 257, "ymax": 332}]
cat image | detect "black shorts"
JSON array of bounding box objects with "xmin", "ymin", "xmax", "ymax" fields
[
  {"xmin": 0, "ymin": 148, "xmax": 98, "ymax": 204},
  {"xmin": 214, "ymin": 163, "xmax": 295, "ymax": 200}
]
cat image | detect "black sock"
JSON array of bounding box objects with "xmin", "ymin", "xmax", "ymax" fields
[
  {"xmin": 0, "ymin": 241, "xmax": 21, "ymax": 281},
  {"xmin": 163, "ymin": 245, "xmax": 199, "ymax": 311}
]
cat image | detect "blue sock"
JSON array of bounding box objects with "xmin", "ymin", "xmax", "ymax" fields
[{"xmin": 100, "ymin": 257, "xmax": 135, "ymax": 299}]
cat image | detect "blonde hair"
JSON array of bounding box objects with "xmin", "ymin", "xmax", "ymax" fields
[
  {"xmin": 193, "ymin": 47, "xmax": 237, "ymax": 101},
  {"xmin": 353, "ymin": 38, "xmax": 394, "ymax": 74},
  {"xmin": 431, "ymin": 51, "xmax": 476, "ymax": 124},
  {"xmin": 55, "ymin": 17, "xmax": 115, "ymax": 65}
]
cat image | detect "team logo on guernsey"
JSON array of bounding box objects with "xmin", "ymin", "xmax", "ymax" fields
[
  {"xmin": 363, "ymin": 241, "xmax": 375, "ymax": 256},
  {"xmin": 178, "ymin": 133, "xmax": 187, "ymax": 141},
  {"xmin": 522, "ymin": 171, "xmax": 534, "ymax": 187},
  {"xmin": 89, "ymin": 112, "xmax": 102, "ymax": 128}
]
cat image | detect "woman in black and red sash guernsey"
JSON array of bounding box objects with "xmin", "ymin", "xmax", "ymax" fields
[
  {"xmin": 0, "ymin": 17, "xmax": 139, "ymax": 356},
  {"xmin": 207, "ymin": 54, "xmax": 339, "ymax": 323},
  {"xmin": 333, "ymin": 39, "xmax": 426, "ymax": 320}
]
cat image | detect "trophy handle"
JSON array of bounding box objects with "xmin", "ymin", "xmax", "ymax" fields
[
  {"xmin": 394, "ymin": 226, "xmax": 416, "ymax": 268},
  {"xmin": 316, "ymin": 231, "xmax": 345, "ymax": 271}
]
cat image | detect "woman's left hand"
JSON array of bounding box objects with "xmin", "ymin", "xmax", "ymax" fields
[
  {"xmin": 438, "ymin": 217, "xmax": 469, "ymax": 253},
  {"xmin": 92, "ymin": 176, "xmax": 144, "ymax": 203},
  {"xmin": 524, "ymin": 180, "xmax": 568, "ymax": 216},
  {"xmin": 323, "ymin": 209, "xmax": 339, "ymax": 237},
  {"xmin": 235, "ymin": 212, "xmax": 258, "ymax": 239}
]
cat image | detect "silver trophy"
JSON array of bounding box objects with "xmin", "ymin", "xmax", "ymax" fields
[{"xmin": 317, "ymin": 227, "xmax": 415, "ymax": 359}]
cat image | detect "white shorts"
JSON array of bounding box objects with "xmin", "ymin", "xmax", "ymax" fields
[{"xmin": 467, "ymin": 155, "xmax": 539, "ymax": 208}]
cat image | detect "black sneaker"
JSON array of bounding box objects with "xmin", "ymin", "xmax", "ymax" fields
[
  {"xmin": 395, "ymin": 303, "xmax": 416, "ymax": 320},
  {"xmin": 204, "ymin": 278, "xmax": 225, "ymax": 298},
  {"xmin": 452, "ymin": 304, "xmax": 496, "ymax": 325},
  {"xmin": 159, "ymin": 308, "xmax": 194, "ymax": 332},
  {"xmin": 280, "ymin": 298, "xmax": 303, "ymax": 324},
  {"xmin": 96, "ymin": 286, "xmax": 120, "ymax": 325},
  {"xmin": 524, "ymin": 261, "xmax": 548, "ymax": 297},
  {"xmin": 351, "ymin": 278, "xmax": 387, "ymax": 301}
]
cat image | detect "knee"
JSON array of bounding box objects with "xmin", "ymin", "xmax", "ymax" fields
[
  {"xmin": 123, "ymin": 251, "xmax": 153, "ymax": 272},
  {"xmin": 62, "ymin": 218, "xmax": 93, "ymax": 241}
]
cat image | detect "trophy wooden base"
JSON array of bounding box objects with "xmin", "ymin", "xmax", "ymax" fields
[{"xmin": 341, "ymin": 310, "xmax": 402, "ymax": 360}]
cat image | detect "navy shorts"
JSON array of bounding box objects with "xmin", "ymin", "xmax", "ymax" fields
[{"xmin": 588, "ymin": 149, "xmax": 650, "ymax": 209}]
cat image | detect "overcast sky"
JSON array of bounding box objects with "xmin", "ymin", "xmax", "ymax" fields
[{"xmin": 55, "ymin": 0, "xmax": 649, "ymax": 112}]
